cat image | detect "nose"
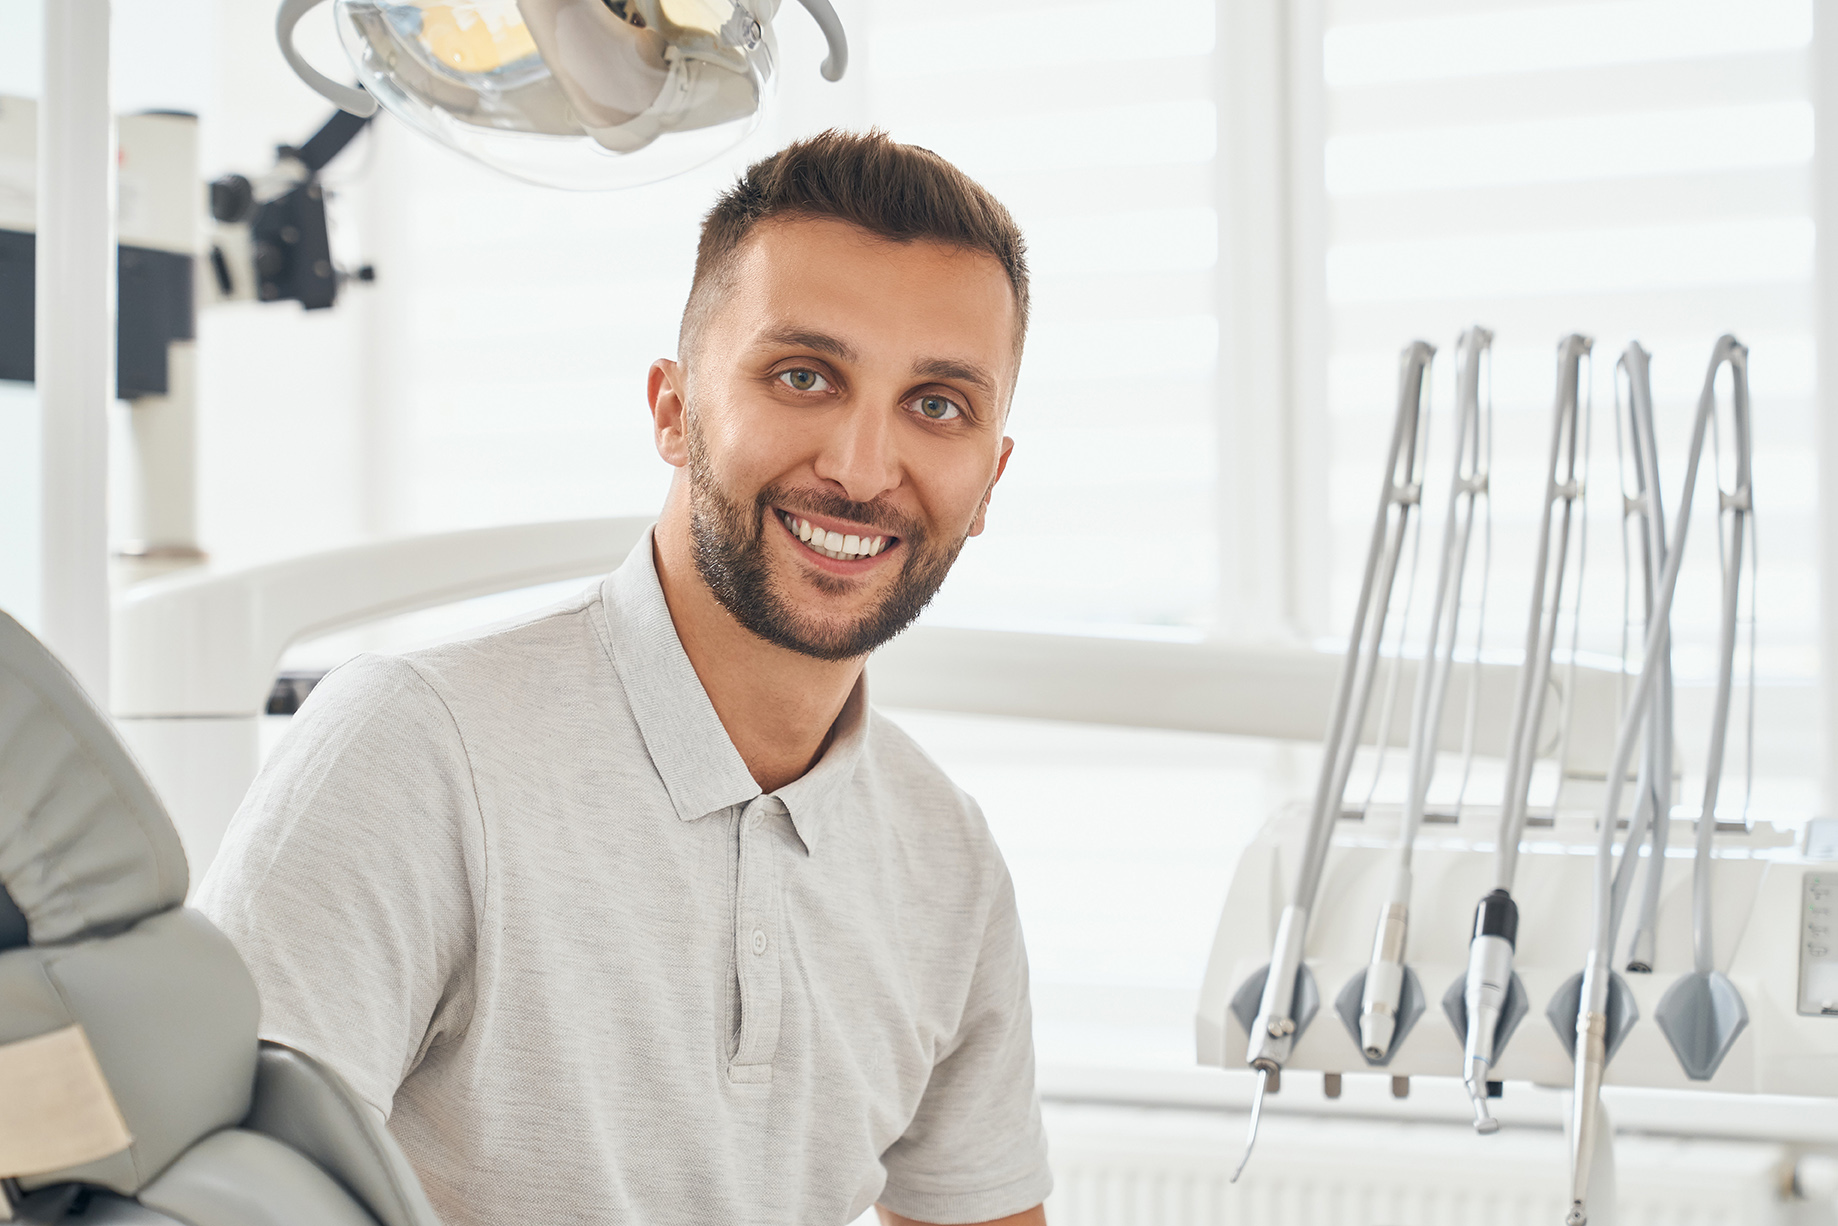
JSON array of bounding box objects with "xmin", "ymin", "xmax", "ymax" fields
[{"xmin": 812, "ymin": 399, "xmax": 901, "ymax": 505}]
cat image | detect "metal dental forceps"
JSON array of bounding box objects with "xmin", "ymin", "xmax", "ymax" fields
[
  {"xmin": 1562, "ymin": 336, "xmax": 1753, "ymax": 1226},
  {"xmin": 1227, "ymin": 341, "xmax": 1436, "ymax": 1182},
  {"xmin": 1342, "ymin": 327, "xmax": 1494, "ymax": 1068},
  {"xmin": 1457, "ymin": 334, "xmax": 1593, "ymax": 1136}
]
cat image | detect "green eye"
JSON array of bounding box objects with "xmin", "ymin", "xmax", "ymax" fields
[
  {"xmin": 917, "ymin": 395, "xmax": 960, "ymax": 420},
  {"xmin": 780, "ymin": 369, "xmax": 826, "ymax": 392}
]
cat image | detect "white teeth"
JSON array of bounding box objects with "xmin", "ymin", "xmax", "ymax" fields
[{"xmin": 780, "ymin": 511, "xmax": 890, "ymax": 560}]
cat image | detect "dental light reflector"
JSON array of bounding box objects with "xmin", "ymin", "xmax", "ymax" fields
[{"xmin": 278, "ymin": 0, "xmax": 848, "ymax": 190}]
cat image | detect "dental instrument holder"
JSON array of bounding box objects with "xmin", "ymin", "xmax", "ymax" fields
[
  {"xmin": 1198, "ymin": 334, "xmax": 1830, "ymax": 1223},
  {"xmin": 1339, "ymin": 327, "xmax": 1496, "ymax": 1071},
  {"xmin": 1228, "ymin": 341, "xmax": 1436, "ymax": 1180}
]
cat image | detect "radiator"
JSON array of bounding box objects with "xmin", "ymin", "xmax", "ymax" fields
[{"xmin": 1039, "ymin": 1103, "xmax": 1799, "ymax": 1226}]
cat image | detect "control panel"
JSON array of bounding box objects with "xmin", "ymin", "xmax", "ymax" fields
[{"xmin": 1802, "ymin": 872, "xmax": 1838, "ymax": 1017}]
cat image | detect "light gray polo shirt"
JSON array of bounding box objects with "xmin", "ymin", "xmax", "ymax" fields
[{"xmin": 195, "ymin": 532, "xmax": 1051, "ymax": 1226}]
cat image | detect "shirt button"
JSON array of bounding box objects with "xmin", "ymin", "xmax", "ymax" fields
[
  {"xmin": 748, "ymin": 811, "xmax": 765, "ymax": 831},
  {"xmin": 751, "ymin": 928, "xmax": 768, "ymax": 956}
]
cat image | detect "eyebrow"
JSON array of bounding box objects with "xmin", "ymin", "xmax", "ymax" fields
[
  {"xmin": 758, "ymin": 326, "xmax": 859, "ymax": 364},
  {"xmin": 758, "ymin": 324, "xmax": 998, "ymax": 398},
  {"xmin": 913, "ymin": 355, "xmax": 997, "ymax": 396}
]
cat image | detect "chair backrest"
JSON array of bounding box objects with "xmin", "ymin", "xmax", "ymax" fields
[{"xmin": 0, "ymin": 610, "xmax": 439, "ymax": 1226}]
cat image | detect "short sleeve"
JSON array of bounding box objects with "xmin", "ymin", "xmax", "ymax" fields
[
  {"xmin": 878, "ymin": 863, "xmax": 1053, "ymax": 1224},
  {"xmin": 193, "ymin": 653, "xmax": 483, "ymax": 1118}
]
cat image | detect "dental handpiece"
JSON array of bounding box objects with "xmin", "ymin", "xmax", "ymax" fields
[
  {"xmin": 1462, "ymin": 887, "xmax": 1517, "ymax": 1133},
  {"xmin": 1567, "ymin": 955, "xmax": 1612, "ymax": 1226},
  {"xmin": 1358, "ymin": 868, "xmax": 1411, "ymax": 1059}
]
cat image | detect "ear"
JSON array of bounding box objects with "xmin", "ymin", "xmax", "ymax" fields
[
  {"xmin": 650, "ymin": 359, "xmax": 690, "ymax": 468},
  {"xmin": 967, "ymin": 436, "xmax": 1015, "ymax": 538}
]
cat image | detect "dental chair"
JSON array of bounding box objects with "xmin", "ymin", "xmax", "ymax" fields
[{"xmin": 0, "ymin": 609, "xmax": 441, "ymax": 1226}]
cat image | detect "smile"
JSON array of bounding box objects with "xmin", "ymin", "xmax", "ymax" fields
[{"xmin": 775, "ymin": 509, "xmax": 892, "ymax": 561}]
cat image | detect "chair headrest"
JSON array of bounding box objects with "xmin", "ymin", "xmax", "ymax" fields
[
  {"xmin": 0, "ymin": 611, "xmax": 256, "ymax": 1195},
  {"xmin": 0, "ymin": 609, "xmax": 188, "ymax": 946}
]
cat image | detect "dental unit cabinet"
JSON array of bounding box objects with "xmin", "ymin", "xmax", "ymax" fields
[{"xmin": 1198, "ymin": 331, "xmax": 1837, "ymax": 1225}]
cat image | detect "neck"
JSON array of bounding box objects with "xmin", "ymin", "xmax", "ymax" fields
[{"xmin": 652, "ymin": 502, "xmax": 864, "ymax": 795}]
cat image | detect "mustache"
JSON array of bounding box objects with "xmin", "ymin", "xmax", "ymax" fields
[{"xmin": 757, "ymin": 485, "xmax": 922, "ymax": 542}]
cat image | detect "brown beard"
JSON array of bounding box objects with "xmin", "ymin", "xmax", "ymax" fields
[{"xmin": 684, "ymin": 411, "xmax": 968, "ymax": 661}]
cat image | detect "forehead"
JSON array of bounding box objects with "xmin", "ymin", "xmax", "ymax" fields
[{"xmin": 716, "ymin": 216, "xmax": 1021, "ymax": 372}]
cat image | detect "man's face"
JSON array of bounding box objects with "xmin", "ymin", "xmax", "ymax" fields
[{"xmin": 651, "ymin": 216, "xmax": 1018, "ymax": 661}]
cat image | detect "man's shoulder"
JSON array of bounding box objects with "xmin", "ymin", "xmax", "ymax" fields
[
  {"xmin": 860, "ymin": 707, "xmax": 999, "ymax": 852},
  {"xmin": 296, "ymin": 583, "xmax": 617, "ymax": 743},
  {"xmin": 400, "ymin": 582, "xmax": 609, "ymax": 683}
]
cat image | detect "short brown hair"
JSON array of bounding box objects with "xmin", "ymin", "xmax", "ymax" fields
[{"xmin": 678, "ymin": 129, "xmax": 1029, "ymax": 363}]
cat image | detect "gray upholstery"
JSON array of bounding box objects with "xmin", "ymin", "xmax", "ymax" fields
[
  {"xmin": 0, "ymin": 611, "xmax": 187, "ymax": 945},
  {"xmin": 138, "ymin": 1130, "xmax": 380, "ymax": 1226},
  {"xmin": 0, "ymin": 609, "xmax": 442, "ymax": 1226},
  {"xmin": 244, "ymin": 1044, "xmax": 443, "ymax": 1226},
  {"xmin": 5, "ymin": 908, "xmax": 259, "ymax": 1194}
]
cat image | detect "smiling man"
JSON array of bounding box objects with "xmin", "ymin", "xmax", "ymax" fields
[{"xmin": 197, "ymin": 131, "xmax": 1051, "ymax": 1226}]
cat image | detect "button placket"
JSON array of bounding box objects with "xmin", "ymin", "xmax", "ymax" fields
[{"xmin": 730, "ymin": 797, "xmax": 783, "ymax": 1081}]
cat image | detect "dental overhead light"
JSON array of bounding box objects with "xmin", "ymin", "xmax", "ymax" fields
[{"xmin": 277, "ymin": 0, "xmax": 848, "ymax": 190}]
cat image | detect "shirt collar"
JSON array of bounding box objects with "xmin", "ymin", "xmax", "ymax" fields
[
  {"xmin": 772, "ymin": 672, "xmax": 868, "ymax": 854},
  {"xmin": 597, "ymin": 528, "xmax": 867, "ymax": 854}
]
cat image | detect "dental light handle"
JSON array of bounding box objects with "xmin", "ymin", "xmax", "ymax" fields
[
  {"xmin": 793, "ymin": 0, "xmax": 851, "ymax": 80},
  {"xmin": 278, "ymin": 0, "xmax": 379, "ymax": 117},
  {"xmin": 1463, "ymin": 888, "xmax": 1517, "ymax": 1134}
]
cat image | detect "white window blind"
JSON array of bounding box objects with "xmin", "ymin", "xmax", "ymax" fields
[
  {"xmin": 867, "ymin": 0, "xmax": 1219, "ymax": 631},
  {"xmin": 1317, "ymin": 0, "xmax": 1818, "ymax": 811}
]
